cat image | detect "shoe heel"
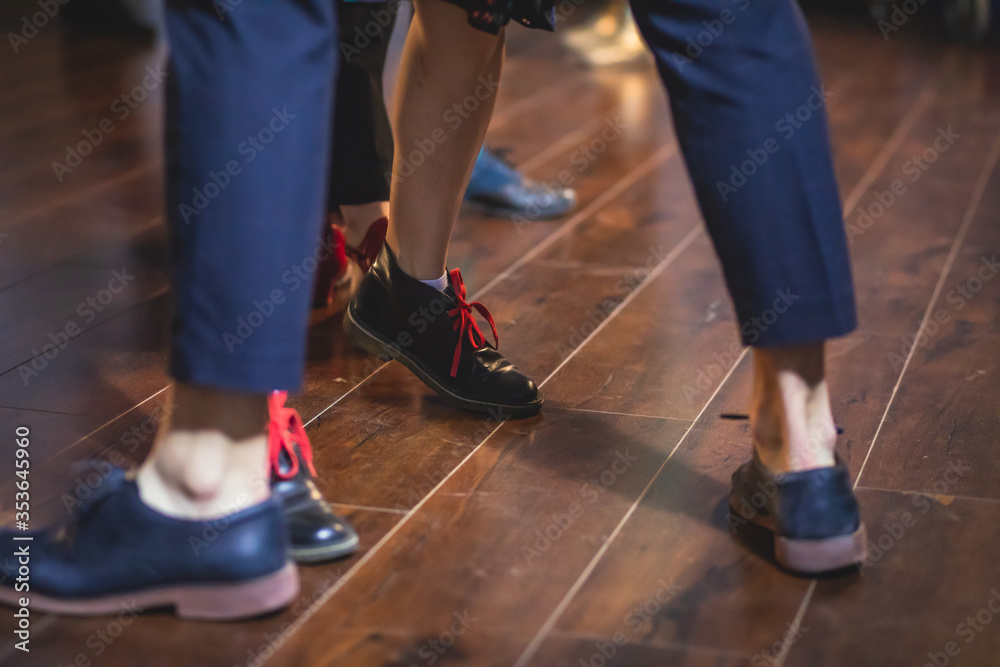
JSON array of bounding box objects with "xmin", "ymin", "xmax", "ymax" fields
[
  {"xmin": 343, "ymin": 305, "xmax": 397, "ymax": 360},
  {"xmin": 174, "ymin": 563, "xmax": 299, "ymax": 621},
  {"xmin": 775, "ymin": 524, "xmax": 868, "ymax": 574}
]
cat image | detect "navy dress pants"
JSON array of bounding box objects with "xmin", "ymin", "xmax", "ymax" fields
[
  {"xmin": 630, "ymin": 0, "xmax": 856, "ymax": 347},
  {"xmin": 164, "ymin": 0, "xmax": 854, "ymax": 394},
  {"xmin": 165, "ymin": 0, "xmax": 338, "ymax": 393}
]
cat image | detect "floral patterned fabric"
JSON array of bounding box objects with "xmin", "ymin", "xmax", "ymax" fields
[
  {"xmin": 343, "ymin": 0, "xmax": 556, "ymax": 34},
  {"xmin": 443, "ymin": 0, "xmax": 556, "ymax": 34}
]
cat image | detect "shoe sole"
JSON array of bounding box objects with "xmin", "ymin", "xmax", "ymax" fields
[
  {"xmin": 291, "ymin": 532, "xmax": 361, "ymax": 564},
  {"xmin": 344, "ymin": 304, "xmax": 543, "ymax": 418},
  {"xmin": 465, "ymin": 197, "xmax": 576, "ymax": 221},
  {"xmin": 0, "ymin": 563, "xmax": 298, "ymax": 621},
  {"xmin": 729, "ymin": 496, "xmax": 868, "ymax": 574}
]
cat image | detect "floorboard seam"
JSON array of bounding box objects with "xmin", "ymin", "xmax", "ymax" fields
[
  {"xmin": 331, "ymin": 503, "xmax": 410, "ymax": 516},
  {"xmin": 853, "ymin": 126, "xmax": 1000, "ymax": 488},
  {"xmin": 515, "ymin": 59, "xmax": 953, "ymax": 667},
  {"xmin": 473, "ymin": 143, "xmax": 679, "ymax": 299},
  {"xmin": 783, "ymin": 58, "xmax": 964, "ymax": 667},
  {"xmin": 854, "ymin": 486, "xmax": 1000, "ymax": 505},
  {"xmin": 269, "ymin": 202, "xmax": 706, "ymax": 666},
  {"xmin": 515, "ymin": 117, "xmax": 609, "ymax": 175},
  {"xmin": 774, "ymin": 580, "xmax": 816, "ymax": 667},
  {"xmin": 553, "ymin": 406, "xmax": 694, "ymax": 423},
  {"xmin": 299, "ymin": 143, "xmax": 682, "ymax": 432},
  {"xmin": 5, "ymin": 161, "xmax": 158, "ymax": 227},
  {"xmin": 513, "ymin": 347, "xmax": 751, "ymax": 666}
]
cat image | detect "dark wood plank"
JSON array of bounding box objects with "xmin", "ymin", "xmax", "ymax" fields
[
  {"xmin": 0, "ymin": 506, "xmax": 402, "ymax": 667},
  {"xmin": 495, "ymin": 28, "xmax": 998, "ymax": 666},
  {"xmin": 2, "ymin": 5, "xmax": 999, "ymax": 667},
  {"xmin": 850, "ymin": 138, "xmax": 1000, "ymax": 499},
  {"xmin": 272, "ymin": 409, "xmax": 692, "ymax": 666},
  {"xmin": 786, "ymin": 491, "xmax": 1000, "ymax": 667},
  {"xmin": 529, "ymin": 636, "xmax": 753, "ymax": 667}
]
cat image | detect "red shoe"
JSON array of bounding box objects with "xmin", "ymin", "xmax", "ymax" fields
[
  {"xmin": 312, "ymin": 216, "xmax": 388, "ymax": 308},
  {"xmin": 344, "ymin": 215, "xmax": 388, "ymax": 274}
]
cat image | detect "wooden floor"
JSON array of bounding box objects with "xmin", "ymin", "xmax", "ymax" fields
[{"xmin": 2, "ymin": 3, "xmax": 1000, "ymax": 666}]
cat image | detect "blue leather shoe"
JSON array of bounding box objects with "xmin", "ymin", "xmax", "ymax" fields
[
  {"xmin": 0, "ymin": 468, "xmax": 298, "ymax": 620},
  {"xmin": 729, "ymin": 452, "xmax": 867, "ymax": 574},
  {"xmin": 269, "ymin": 392, "xmax": 360, "ymax": 563},
  {"xmin": 464, "ymin": 147, "xmax": 577, "ymax": 220}
]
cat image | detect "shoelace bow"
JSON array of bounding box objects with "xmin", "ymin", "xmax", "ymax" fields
[
  {"xmin": 268, "ymin": 391, "xmax": 318, "ymax": 481},
  {"xmin": 447, "ymin": 268, "xmax": 499, "ymax": 377}
]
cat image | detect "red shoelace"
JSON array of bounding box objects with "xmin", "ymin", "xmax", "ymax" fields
[
  {"xmin": 447, "ymin": 268, "xmax": 499, "ymax": 377},
  {"xmin": 267, "ymin": 391, "xmax": 317, "ymax": 481}
]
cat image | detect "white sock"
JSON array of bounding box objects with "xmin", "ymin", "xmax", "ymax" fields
[{"xmin": 419, "ymin": 273, "xmax": 448, "ymax": 292}]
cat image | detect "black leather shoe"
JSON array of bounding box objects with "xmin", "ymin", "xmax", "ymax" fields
[
  {"xmin": 0, "ymin": 468, "xmax": 297, "ymax": 620},
  {"xmin": 344, "ymin": 244, "xmax": 543, "ymax": 417},
  {"xmin": 729, "ymin": 451, "xmax": 867, "ymax": 574},
  {"xmin": 269, "ymin": 392, "xmax": 359, "ymax": 563}
]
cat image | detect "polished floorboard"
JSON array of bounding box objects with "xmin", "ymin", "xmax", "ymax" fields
[{"xmin": 1, "ymin": 3, "xmax": 1000, "ymax": 666}]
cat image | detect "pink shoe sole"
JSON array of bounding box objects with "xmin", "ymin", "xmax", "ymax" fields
[
  {"xmin": 731, "ymin": 493, "xmax": 868, "ymax": 574},
  {"xmin": 0, "ymin": 563, "xmax": 299, "ymax": 621}
]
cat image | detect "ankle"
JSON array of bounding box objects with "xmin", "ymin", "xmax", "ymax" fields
[
  {"xmin": 136, "ymin": 384, "xmax": 271, "ymax": 519},
  {"xmin": 751, "ymin": 344, "xmax": 837, "ymax": 473}
]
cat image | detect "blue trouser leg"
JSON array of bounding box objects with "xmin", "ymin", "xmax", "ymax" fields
[
  {"xmin": 629, "ymin": 0, "xmax": 856, "ymax": 347},
  {"xmin": 165, "ymin": 0, "xmax": 337, "ymax": 392}
]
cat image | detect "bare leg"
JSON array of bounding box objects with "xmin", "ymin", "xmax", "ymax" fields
[
  {"xmin": 338, "ymin": 201, "xmax": 390, "ymax": 249},
  {"xmin": 136, "ymin": 383, "xmax": 269, "ymax": 519},
  {"xmin": 750, "ymin": 343, "xmax": 837, "ymax": 473},
  {"xmin": 386, "ymin": 0, "xmax": 504, "ymax": 280}
]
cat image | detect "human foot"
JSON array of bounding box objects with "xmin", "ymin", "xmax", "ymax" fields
[
  {"xmin": 728, "ymin": 343, "xmax": 867, "ymax": 573},
  {"xmin": 344, "ymin": 243, "xmax": 542, "ymax": 416},
  {"xmin": 0, "ymin": 468, "xmax": 297, "ymax": 619}
]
